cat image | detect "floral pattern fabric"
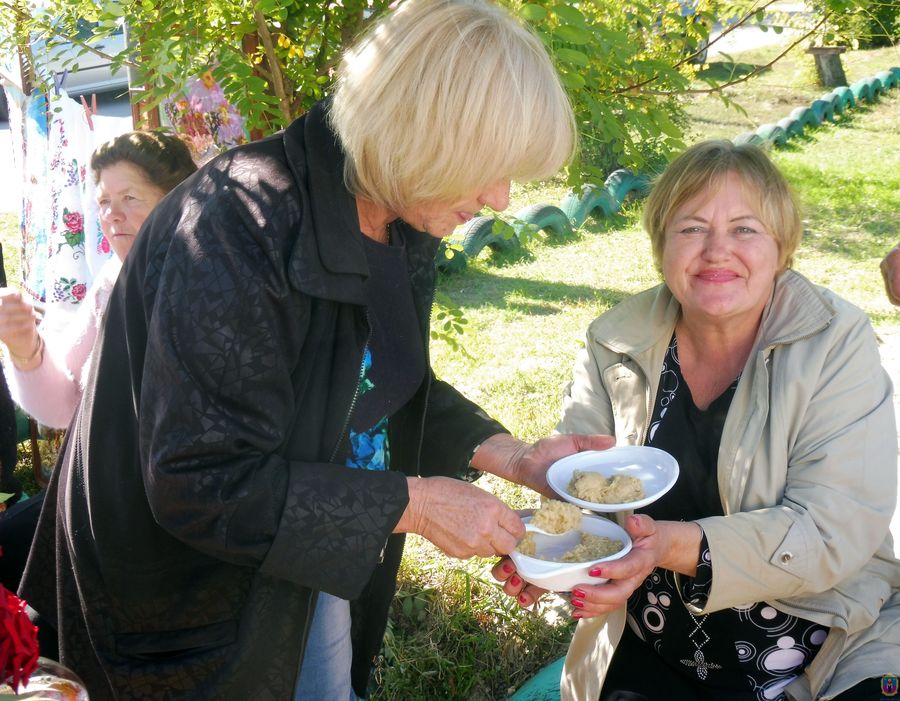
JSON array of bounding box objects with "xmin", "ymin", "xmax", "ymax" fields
[
  {"xmin": 5, "ymin": 86, "xmax": 115, "ymax": 332},
  {"xmin": 163, "ymin": 71, "xmax": 246, "ymax": 164}
]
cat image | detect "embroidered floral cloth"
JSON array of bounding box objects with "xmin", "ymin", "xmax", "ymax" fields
[
  {"xmin": 5, "ymin": 86, "xmax": 115, "ymax": 331},
  {"xmin": 163, "ymin": 70, "xmax": 246, "ymax": 164}
]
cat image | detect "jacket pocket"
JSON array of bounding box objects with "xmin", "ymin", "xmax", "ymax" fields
[{"xmin": 114, "ymin": 619, "xmax": 238, "ymax": 661}]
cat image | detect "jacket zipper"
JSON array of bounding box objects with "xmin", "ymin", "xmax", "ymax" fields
[
  {"xmin": 413, "ymin": 286, "xmax": 436, "ymax": 476},
  {"xmin": 329, "ymin": 312, "xmax": 372, "ymax": 463},
  {"xmin": 640, "ymin": 369, "xmax": 652, "ymax": 445}
]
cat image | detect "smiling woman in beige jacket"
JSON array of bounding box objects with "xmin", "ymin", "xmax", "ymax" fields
[{"xmin": 495, "ymin": 141, "xmax": 899, "ymax": 700}]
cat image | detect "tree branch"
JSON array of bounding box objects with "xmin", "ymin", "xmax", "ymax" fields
[
  {"xmin": 0, "ymin": 0, "xmax": 140, "ymax": 70},
  {"xmin": 610, "ymin": 0, "xmax": 802, "ymax": 96},
  {"xmin": 673, "ymin": 0, "xmax": 782, "ymax": 68},
  {"xmin": 253, "ymin": 5, "xmax": 292, "ymax": 123},
  {"xmin": 643, "ymin": 14, "xmax": 830, "ymax": 97}
]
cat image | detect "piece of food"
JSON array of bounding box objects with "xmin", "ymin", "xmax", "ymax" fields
[
  {"xmin": 530, "ymin": 498, "xmax": 582, "ymax": 534},
  {"xmin": 567, "ymin": 471, "xmax": 644, "ymax": 504},
  {"xmin": 516, "ymin": 531, "xmax": 624, "ymax": 563},
  {"xmin": 517, "ymin": 532, "xmax": 538, "ymax": 557},
  {"xmin": 559, "ymin": 533, "xmax": 624, "ymax": 562}
]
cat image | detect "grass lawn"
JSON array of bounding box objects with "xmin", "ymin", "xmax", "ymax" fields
[
  {"xmin": 683, "ymin": 44, "xmax": 900, "ymax": 142},
  {"xmin": 0, "ymin": 33, "xmax": 897, "ymax": 701}
]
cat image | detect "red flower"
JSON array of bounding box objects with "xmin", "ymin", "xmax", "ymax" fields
[
  {"xmin": 99, "ymin": 236, "xmax": 111, "ymax": 254},
  {"xmin": 63, "ymin": 211, "xmax": 83, "ymax": 234},
  {"xmin": 71, "ymin": 284, "xmax": 87, "ymax": 301},
  {"xmin": 0, "ymin": 585, "xmax": 39, "ymax": 692}
]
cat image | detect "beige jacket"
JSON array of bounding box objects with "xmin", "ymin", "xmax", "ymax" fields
[{"xmin": 557, "ymin": 270, "xmax": 900, "ymax": 701}]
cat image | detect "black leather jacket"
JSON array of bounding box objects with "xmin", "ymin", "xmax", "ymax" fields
[{"xmin": 21, "ymin": 102, "xmax": 506, "ymax": 700}]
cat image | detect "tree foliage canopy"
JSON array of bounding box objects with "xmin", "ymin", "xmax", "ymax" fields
[{"xmin": 2, "ymin": 0, "xmax": 892, "ymax": 180}]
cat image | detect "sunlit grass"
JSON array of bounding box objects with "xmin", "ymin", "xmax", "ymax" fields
[{"xmin": 683, "ymin": 43, "xmax": 900, "ymax": 141}]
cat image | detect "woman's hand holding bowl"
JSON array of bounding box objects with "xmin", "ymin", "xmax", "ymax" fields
[
  {"xmin": 494, "ymin": 514, "xmax": 704, "ymax": 619},
  {"xmin": 475, "ymin": 432, "xmax": 617, "ymax": 498},
  {"xmin": 396, "ymin": 476, "xmax": 526, "ymax": 559},
  {"xmin": 491, "ymin": 556, "xmax": 548, "ymax": 608}
]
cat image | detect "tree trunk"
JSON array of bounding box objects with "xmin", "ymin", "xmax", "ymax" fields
[{"xmin": 807, "ymin": 46, "xmax": 848, "ymax": 88}]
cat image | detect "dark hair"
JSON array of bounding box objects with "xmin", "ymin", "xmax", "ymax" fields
[{"xmin": 90, "ymin": 130, "xmax": 197, "ymax": 194}]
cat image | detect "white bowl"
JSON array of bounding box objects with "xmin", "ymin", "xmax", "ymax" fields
[
  {"xmin": 509, "ymin": 514, "xmax": 632, "ymax": 592},
  {"xmin": 546, "ymin": 446, "xmax": 679, "ymax": 512}
]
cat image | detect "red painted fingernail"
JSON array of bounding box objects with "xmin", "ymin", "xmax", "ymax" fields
[
  {"xmin": 518, "ymin": 594, "xmax": 529, "ymax": 605},
  {"xmin": 571, "ymin": 598, "xmax": 584, "ymax": 608},
  {"xmin": 572, "ymin": 611, "xmax": 583, "ymax": 619},
  {"xmin": 502, "ymin": 562, "xmax": 514, "ymax": 574},
  {"xmin": 589, "ymin": 567, "xmax": 603, "ymax": 577},
  {"xmin": 572, "ymin": 588, "xmax": 586, "ymax": 598},
  {"xmin": 510, "ymin": 575, "xmax": 521, "ymax": 587}
]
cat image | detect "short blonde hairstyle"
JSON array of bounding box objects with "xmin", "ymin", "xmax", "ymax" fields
[
  {"xmin": 642, "ymin": 140, "xmax": 803, "ymax": 273},
  {"xmin": 329, "ymin": 0, "xmax": 576, "ymax": 213}
]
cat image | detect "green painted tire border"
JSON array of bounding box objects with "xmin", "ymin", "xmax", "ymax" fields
[{"xmin": 435, "ymin": 66, "xmax": 899, "ymax": 274}]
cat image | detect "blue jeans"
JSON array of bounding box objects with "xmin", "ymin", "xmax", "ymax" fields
[{"xmin": 294, "ymin": 592, "xmax": 356, "ymax": 701}]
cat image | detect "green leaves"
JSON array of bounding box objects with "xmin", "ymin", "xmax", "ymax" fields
[
  {"xmin": 552, "ymin": 4, "xmax": 587, "ymax": 27},
  {"xmin": 509, "ymin": 0, "xmax": 706, "ymax": 179},
  {"xmin": 553, "ymin": 23, "xmax": 592, "ymax": 44},
  {"xmin": 555, "ymin": 47, "xmax": 590, "ymax": 67},
  {"xmin": 432, "ymin": 291, "xmax": 470, "ymax": 355},
  {"xmin": 0, "ymin": 0, "xmax": 396, "ymax": 135},
  {"xmin": 558, "ymin": 70, "xmax": 587, "ymax": 90},
  {"xmin": 519, "ymin": 3, "xmax": 548, "ymax": 21}
]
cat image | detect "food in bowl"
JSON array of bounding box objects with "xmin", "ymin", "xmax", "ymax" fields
[
  {"xmin": 568, "ymin": 470, "xmax": 644, "ymax": 504},
  {"xmin": 518, "ymin": 531, "xmax": 624, "ymax": 562},
  {"xmin": 559, "ymin": 533, "xmax": 624, "ymax": 562},
  {"xmin": 530, "ymin": 498, "xmax": 582, "ymax": 534},
  {"xmin": 546, "ymin": 447, "xmax": 680, "ymax": 512},
  {"xmin": 510, "ymin": 514, "xmax": 633, "ymax": 591}
]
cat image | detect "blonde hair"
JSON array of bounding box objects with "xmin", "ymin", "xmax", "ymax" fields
[
  {"xmin": 642, "ymin": 140, "xmax": 803, "ymax": 272},
  {"xmin": 329, "ymin": 0, "xmax": 576, "ymax": 213}
]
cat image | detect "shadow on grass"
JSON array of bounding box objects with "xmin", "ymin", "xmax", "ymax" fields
[
  {"xmin": 581, "ymin": 211, "xmax": 635, "ymax": 236},
  {"xmin": 483, "ymin": 244, "xmax": 536, "ymax": 268},
  {"xmin": 439, "ymin": 266, "xmax": 632, "ymax": 316},
  {"xmin": 697, "ymin": 60, "xmax": 768, "ymax": 83}
]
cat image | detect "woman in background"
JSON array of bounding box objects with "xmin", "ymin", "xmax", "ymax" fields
[
  {"xmin": 0, "ymin": 130, "xmax": 197, "ymax": 429},
  {"xmin": 0, "ymin": 131, "xmax": 195, "ymax": 647},
  {"xmin": 21, "ymin": 2, "xmax": 612, "ymax": 699}
]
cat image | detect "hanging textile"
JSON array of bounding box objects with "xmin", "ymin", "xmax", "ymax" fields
[
  {"xmin": 5, "ymin": 87, "xmax": 120, "ymax": 334},
  {"xmin": 16, "ymin": 89, "xmax": 52, "ymax": 306},
  {"xmin": 163, "ymin": 70, "xmax": 246, "ymax": 164}
]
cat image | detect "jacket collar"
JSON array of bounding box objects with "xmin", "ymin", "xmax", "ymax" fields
[
  {"xmin": 757, "ymin": 269, "xmax": 836, "ymax": 348},
  {"xmin": 592, "ymin": 269, "xmax": 836, "ymax": 359},
  {"xmin": 282, "ymin": 100, "xmax": 369, "ymax": 303},
  {"xmin": 280, "ymin": 100, "xmax": 441, "ymax": 305}
]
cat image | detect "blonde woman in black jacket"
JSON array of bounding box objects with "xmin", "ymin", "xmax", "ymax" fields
[{"xmin": 21, "ymin": 2, "xmax": 611, "ymax": 699}]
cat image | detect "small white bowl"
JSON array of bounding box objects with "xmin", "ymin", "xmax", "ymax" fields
[
  {"xmin": 546, "ymin": 446, "xmax": 679, "ymax": 512},
  {"xmin": 509, "ymin": 514, "xmax": 632, "ymax": 592}
]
